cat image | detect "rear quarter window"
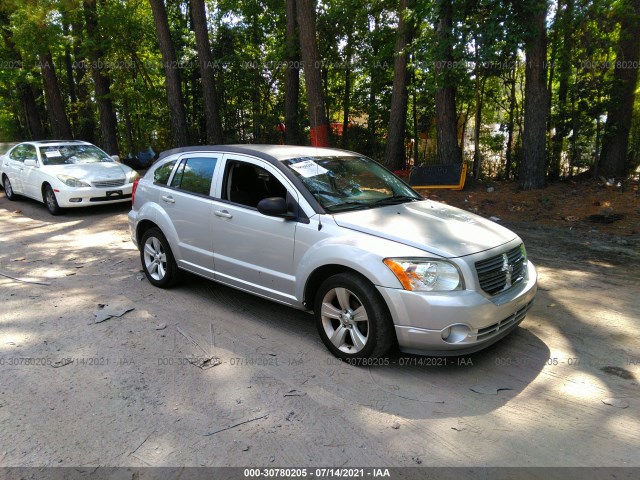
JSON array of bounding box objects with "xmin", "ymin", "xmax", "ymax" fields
[{"xmin": 153, "ymin": 160, "xmax": 177, "ymax": 185}]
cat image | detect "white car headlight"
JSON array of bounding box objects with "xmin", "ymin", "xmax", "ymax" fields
[
  {"xmin": 384, "ymin": 258, "xmax": 463, "ymax": 292},
  {"xmin": 127, "ymin": 170, "xmax": 141, "ymax": 183},
  {"xmin": 57, "ymin": 175, "xmax": 90, "ymax": 188}
]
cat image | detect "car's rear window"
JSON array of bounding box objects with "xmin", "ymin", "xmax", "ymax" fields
[{"xmin": 170, "ymin": 157, "xmax": 217, "ymax": 196}]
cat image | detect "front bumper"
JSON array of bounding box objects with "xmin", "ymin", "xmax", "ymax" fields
[
  {"xmin": 377, "ymin": 261, "xmax": 537, "ymax": 356},
  {"xmin": 54, "ymin": 184, "xmax": 133, "ymax": 208}
]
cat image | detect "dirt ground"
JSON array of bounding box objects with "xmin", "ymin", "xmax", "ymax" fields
[
  {"xmin": 420, "ymin": 174, "xmax": 640, "ymax": 237},
  {"xmin": 0, "ymin": 177, "xmax": 639, "ymax": 475}
]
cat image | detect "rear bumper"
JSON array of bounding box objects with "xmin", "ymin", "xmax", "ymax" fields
[{"xmin": 128, "ymin": 210, "xmax": 139, "ymax": 248}]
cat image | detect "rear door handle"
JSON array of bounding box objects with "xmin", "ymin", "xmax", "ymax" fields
[
  {"xmin": 215, "ymin": 210, "xmax": 233, "ymax": 219},
  {"xmin": 161, "ymin": 195, "xmax": 175, "ymax": 204}
]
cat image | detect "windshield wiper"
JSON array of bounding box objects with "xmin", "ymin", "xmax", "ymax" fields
[
  {"xmin": 324, "ymin": 201, "xmax": 371, "ymax": 212},
  {"xmin": 370, "ymin": 195, "xmax": 419, "ymax": 206}
]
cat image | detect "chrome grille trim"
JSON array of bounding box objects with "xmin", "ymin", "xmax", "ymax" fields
[
  {"xmin": 92, "ymin": 178, "xmax": 125, "ymax": 188},
  {"xmin": 475, "ymin": 245, "xmax": 526, "ymax": 295}
]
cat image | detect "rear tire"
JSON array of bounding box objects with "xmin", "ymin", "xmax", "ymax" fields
[
  {"xmin": 43, "ymin": 184, "xmax": 62, "ymax": 215},
  {"xmin": 314, "ymin": 272, "xmax": 395, "ymax": 361},
  {"xmin": 3, "ymin": 175, "xmax": 17, "ymax": 201},
  {"xmin": 140, "ymin": 228, "xmax": 179, "ymax": 288}
]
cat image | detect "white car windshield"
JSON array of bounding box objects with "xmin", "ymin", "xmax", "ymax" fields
[
  {"xmin": 283, "ymin": 155, "xmax": 421, "ymax": 212},
  {"xmin": 39, "ymin": 145, "xmax": 113, "ymax": 166}
]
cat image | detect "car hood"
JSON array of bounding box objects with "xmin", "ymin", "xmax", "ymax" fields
[
  {"xmin": 332, "ymin": 200, "xmax": 517, "ymax": 258},
  {"xmin": 43, "ymin": 162, "xmax": 132, "ymax": 180}
]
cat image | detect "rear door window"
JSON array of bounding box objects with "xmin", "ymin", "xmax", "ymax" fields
[{"xmin": 170, "ymin": 157, "xmax": 217, "ymax": 196}]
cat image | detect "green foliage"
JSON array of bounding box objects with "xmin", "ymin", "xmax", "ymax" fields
[{"xmin": 0, "ymin": 0, "xmax": 636, "ymax": 181}]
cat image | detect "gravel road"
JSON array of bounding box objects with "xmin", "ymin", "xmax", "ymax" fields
[{"xmin": 0, "ymin": 191, "xmax": 638, "ymax": 473}]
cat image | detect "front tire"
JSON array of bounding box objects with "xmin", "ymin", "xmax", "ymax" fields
[
  {"xmin": 140, "ymin": 228, "xmax": 179, "ymax": 288},
  {"xmin": 43, "ymin": 184, "xmax": 62, "ymax": 215},
  {"xmin": 314, "ymin": 272, "xmax": 395, "ymax": 360},
  {"xmin": 3, "ymin": 175, "xmax": 17, "ymax": 201}
]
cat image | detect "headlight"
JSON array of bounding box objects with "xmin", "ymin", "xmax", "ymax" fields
[
  {"xmin": 127, "ymin": 170, "xmax": 141, "ymax": 183},
  {"xmin": 520, "ymin": 244, "xmax": 528, "ymax": 265},
  {"xmin": 57, "ymin": 175, "xmax": 90, "ymax": 188},
  {"xmin": 383, "ymin": 258, "xmax": 463, "ymax": 292}
]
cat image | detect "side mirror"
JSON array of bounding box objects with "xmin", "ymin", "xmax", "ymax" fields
[
  {"xmin": 257, "ymin": 197, "xmax": 295, "ymax": 219},
  {"xmin": 24, "ymin": 159, "xmax": 38, "ymax": 167},
  {"xmin": 110, "ymin": 154, "xmax": 121, "ymax": 162}
]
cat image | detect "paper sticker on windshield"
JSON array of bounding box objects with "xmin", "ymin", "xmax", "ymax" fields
[
  {"xmin": 289, "ymin": 160, "xmax": 328, "ymax": 178},
  {"xmin": 44, "ymin": 150, "xmax": 62, "ymax": 158}
]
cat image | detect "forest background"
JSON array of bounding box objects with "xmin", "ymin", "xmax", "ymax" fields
[{"xmin": 0, "ymin": 0, "xmax": 639, "ymax": 190}]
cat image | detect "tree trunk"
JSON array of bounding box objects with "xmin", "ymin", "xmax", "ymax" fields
[
  {"xmin": 473, "ymin": 76, "xmax": 485, "ymax": 179},
  {"xmin": 519, "ymin": 2, "xmax": 548, "ymax": 190},
  {"xmin": 62, "ymin": 21, "xmax": 78, "ymax": 131},
  {"xmin": 0, "ymin": 16, "xmax": 45, "ymax": 139},
  {"xmin": 149, "ymin": 0, "xmax": 190, "ymax": 147},
  {"xmin": 412, "ymin": 63, "xmax": 418, "ymax": 165},
  {"xmin": 84, "ymin": 0, "xmax": 119, "ymax": 155},
  {"xmin": 296, "ymin": 0, "xmax": 328, "ymax": 146},
  {"xmin": 285, "ymin": 0, "xmax": 301, "ymax": 145},
  {"xmin": 190, "ymin": 0, "xmax": 223, "ymax": 144},
  {"xmin": 123, "ymin": 97, "xmax": 135, "ymax": 153},
  {"xmin": 39, "ymin": 51, "xmax": 73, "ymax": 139},
  {"xmin": 367, "ymin": 13, "xmax": 380, "ymax": 155},
  {"xmin": 599, "ymin": 0, "xmax": 640, "ymax": 177},
  {"xmin": 472, "ymin": 34, "xmax": 482, "ymax": 178},
  {"xmin": 434, "ymin": 0, "xmax": 461, "ymax": 165},
  {"xmin": 550, "ymin": 0, "xmax": 573, "ymax": 181},
  {"xmin": 341, "ymin": 31, "xmax": 354, "ymax": 149},
  {"xmin": 250, "ymin": 17, "xmax": 262, "ymax": 142},
  {"xmin": 383, "ymin": 0, "xmax": 416, "ymax": 170},
  {"xmin": 505, "ymin": 66, "xmax": 517, "ymax": 180},
  {"xmin": 72, "ymin": 20, "xmax": 97, "ymax": 144},
  {"xmin": 19, "ymin": 84, "xmax": 44, "ymax": 140}
]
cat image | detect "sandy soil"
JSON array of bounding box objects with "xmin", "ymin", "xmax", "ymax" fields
[{"xmin": 0, "ymin": 183, "xmax": 639, "ymax": 473}]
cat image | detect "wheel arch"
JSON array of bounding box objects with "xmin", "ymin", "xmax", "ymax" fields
[
  {"xmin": 41, "ymin": 181, "xmax": 52, "ymax": 196},
  {"xmin": 136, "ymin": 219, "xmax": 160, "ymax": 247},
  {"xmin": 303, "ymin": 264, "xmax": 391, "ymax": 314}
]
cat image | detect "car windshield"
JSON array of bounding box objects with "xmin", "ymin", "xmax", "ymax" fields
[
  {"xmin": 39, "ymin": 145, "xmax": 113, "ymax": 166},
  {"xmin": 283, "ymin": 155, "xmax": 421, "ymax": 212}
]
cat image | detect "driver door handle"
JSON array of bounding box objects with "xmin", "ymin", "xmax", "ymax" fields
[{"xmin": 215, "ymin": 210, "xmax": 233, "ymax": 219}]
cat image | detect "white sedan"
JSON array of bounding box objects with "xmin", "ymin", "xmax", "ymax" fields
[{"xmin": 1, "ymin": 140, "xmax": 140, "ymax": 215}]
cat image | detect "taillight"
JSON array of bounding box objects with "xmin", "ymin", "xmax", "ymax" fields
[{"xmin": 131, "ymin": 178, "xmax": 140, "ymax": 206}]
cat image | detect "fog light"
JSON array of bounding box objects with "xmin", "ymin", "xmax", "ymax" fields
[
  {"xmin": 69, "ymin": 198, "xmax": 82, "ymax": 203},
  {"xmin": 441, "ymin": 324, "xmax": 471, "ymax": 344},
  {"xmin": 441, "ymin": 327, "xmax": 451, "ymax": 340}
]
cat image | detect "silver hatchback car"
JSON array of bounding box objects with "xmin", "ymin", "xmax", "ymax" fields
[{"xmin": 129, "ymin": 145, "xmax": 537, "ymax": 359}]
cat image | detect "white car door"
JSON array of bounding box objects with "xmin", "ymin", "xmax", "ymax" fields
[
  {"xmin": 210, "ymin": 154, "xmax": 299, "ymax": 305},
  {"xmin": 20, "ymin": 144, "xmax": 43, "ymax": 200},
  {"xmin": 2, "ymin": 144, "xmax": 27, "ymax": 193}
]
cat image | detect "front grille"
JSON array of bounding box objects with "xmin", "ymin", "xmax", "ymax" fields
[
  {"xmin": 475, "ymin": 245, "xmax": 526, "ymax": 295},
  {"xmin": 469, "ymin": 300, "xmax": 533, "ymax": 342},
  {"xmin": 93, "ymin": 178, "xmax": 125, "ymax": 188}
]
